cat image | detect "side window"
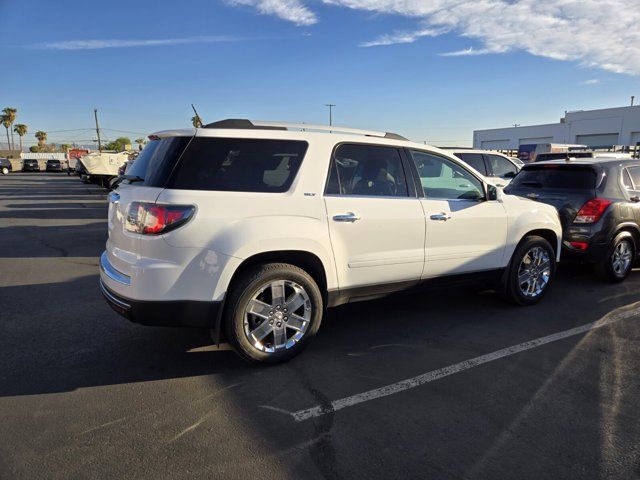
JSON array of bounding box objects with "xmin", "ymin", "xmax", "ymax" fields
[
  {"xmin": 626, "ymin": 166, "xmax": 640, "ymax": 190},
  {"xmin": 328, "ymin": 144, "xmax": 409, "ymax": 197},
  {"xmin": 622, "ymin": 169, "xmax": 634, "ymax": 190},
  {"xmin": 486, "ymin": 154, "xmax": 518, "ymax": 178},
  {"xmin": 456, "ymin": 153, "xmax": 487, "ymax": 175},
  {"xmin": 410, "ymin": 150, "xmax": 485, "ymax": 200},
  {"xmin": 168, "ymin": 138, "xmax": 308, "ymax": 192}
]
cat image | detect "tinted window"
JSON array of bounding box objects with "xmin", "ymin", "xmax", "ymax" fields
[
  {"xmin": 507, "ymin": 166, "xmax": 596, "ymax": 191},
  {"xmin": 410, "ymin": 150, "xmax": 484, "ymax": 200},
  {"xmin": 327, "ymin": 144, "xmax": 408, "ymax": 197},
  {"xmin": 626, "ymin": 166, "xmax": 640, "ymax": 190},
  {"xmin": 455, "ymin": 153, "xmax": 487, "ymax": 175},
  {"xmin": 622, "ymin": 169, "xmax": 634, "ymax": 190},
  {"xmin": 127, "ymin": 137, "xmax": 190, "ymax": 187},
  {"xmin": 486, "ymin": 154, "xmax": 518, "ymax": 177},
  {"xmin": 169, "ymin": 138, "xmax": 307, "ymax": 192}
]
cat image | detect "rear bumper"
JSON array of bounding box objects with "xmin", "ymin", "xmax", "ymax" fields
[
  {"xmin": 561, "ymin": 240, "xmax": 609, "ymax": 263},
  {"xmin": 100, "ymin": 278, "xmax": 222, "ymax": 328}
]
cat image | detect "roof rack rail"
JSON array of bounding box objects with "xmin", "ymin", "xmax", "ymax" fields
[{"xmin": 203, "ymin": 119, "xmax": 408, "ymax": 141}]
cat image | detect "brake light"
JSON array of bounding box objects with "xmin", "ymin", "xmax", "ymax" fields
[
  {"xmin": 125, "ymin": 202, "xmax": 195, "ymax": 235},
  {"xmin": 574, "ymin": 198, "xmax": 612, "ymax": 224}
]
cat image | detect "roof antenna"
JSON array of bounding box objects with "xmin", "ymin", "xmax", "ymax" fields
[{"xmin": 191, "ymin": 104, "xmax": 203, "ymax": 128}]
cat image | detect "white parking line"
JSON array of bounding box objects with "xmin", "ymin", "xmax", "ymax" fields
[{"xmin": 290, "ymin": 305, "xmax": 640, "ymax": 422}]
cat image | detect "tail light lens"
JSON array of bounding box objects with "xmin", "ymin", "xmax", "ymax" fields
[
  {"xmin": 574, "ymin": 198, "xmax": 612, "ymax": 224},
  {"xmin": 125, "ymin": 202, "xmax": 195, "ymax": 235}
]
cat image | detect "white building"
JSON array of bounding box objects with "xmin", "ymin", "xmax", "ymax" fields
[{"xmin": 473, "ymin": 105, "xmax": 640, "ymax": 150}]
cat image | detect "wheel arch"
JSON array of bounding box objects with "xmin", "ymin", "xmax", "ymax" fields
[{"xmin": 614, "ymin": 223, "xmax": 640, "ymax": 251}]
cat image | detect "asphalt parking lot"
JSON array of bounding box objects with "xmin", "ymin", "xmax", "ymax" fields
[{"xmin": 1, "ymin": 173, "xmax": 639, "ymax": 479}]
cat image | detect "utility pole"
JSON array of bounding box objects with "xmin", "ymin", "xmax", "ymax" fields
[
  {"xmin": 94, "ymin": 108, "xmax": 102, "ymax": 152},
  {"xmin": 513, "ymin": 123, "xmax": 521, "ymax": 128},
  {"xmin": 325, "ymin": 104, "xmax": 336, "ymax": 126},
  {"xmin": 632, "ymin": 96, "xmax": 635, "ymax": 107}
]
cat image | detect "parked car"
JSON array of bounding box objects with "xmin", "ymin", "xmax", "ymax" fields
[
  {"xmin": 505, "ymin": 157, "xmax": 640, "ymax": 282},
  {"xmin": 0, "ymin": 157, "xmax": 12, "ymax": 175},
  {"xmin": 100, "ymin": 119, "xmax": 562, "ymax": 363},
  {"xmin": 22, "ymin": 159, "xmax": 40, "ymax": 172},
  {"xmin": 443, "ymin": 148, "xmax": 521, "ymax": 186},
  {"xmin": 45, "ymin": 159, "xmax": 64, "ymax": 172}
]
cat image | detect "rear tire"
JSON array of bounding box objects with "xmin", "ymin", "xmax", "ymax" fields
[
  {"xmin": 223, "ymin": 263, "xmax": 323, "ymax": 364},
  {"xmin": 501, "ymin": 235, "xmax": 556, "ymax": 305},
  {"xmin": 595, "ymin": 232, "xmax": 635, "ymax": 283}
]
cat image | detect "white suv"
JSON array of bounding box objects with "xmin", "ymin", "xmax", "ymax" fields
[{"xmin": 100, "ymin": 119, "xmax": 562, "ymax": 363}]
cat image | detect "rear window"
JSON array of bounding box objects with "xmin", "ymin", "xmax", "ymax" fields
[
  {"xmin": 126, "ymin": 136, "xmax": 190, "ymax": 186},
  {"xmin": 507, "ymin": 166, "xmax": 597, "ymax": 191},
  {"xmin": 167, "ymin": 138, "xmax": 308, "ymax": 192}
]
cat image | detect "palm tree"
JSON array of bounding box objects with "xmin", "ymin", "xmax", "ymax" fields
[
  {"xmin": 191, "ymin": 115, "xmax": 203, "ymax": 128},
  {"xmin": 1, "ymin": 115, "xmax": 10, "ymax": 151},
  {"xmin": 13, "ymin": 124, "xmax": 27, "ymax": 152},
  {"xmin": 35, "ymin": 130, "xmax": 47, "ymax": 148},
  {"xmin": 2, "ymin": 108, "xmax": 17, "ymax": 150},
  {"xmin": 135, "ymin": 138, "xmax": 145, "ymax": 151}
]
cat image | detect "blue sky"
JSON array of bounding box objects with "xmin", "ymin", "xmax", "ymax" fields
[{"xmin": 0, "ymin": 0, "xmax": 638, "ymax": 148}]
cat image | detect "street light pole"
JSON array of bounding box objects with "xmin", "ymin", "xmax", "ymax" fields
[{"xmin": 325, "ymin": 104, "xmax": 336, "ymax": 126}]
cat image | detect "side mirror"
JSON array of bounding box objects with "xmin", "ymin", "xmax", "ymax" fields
[
  {"xmin": 503, "ymin": 171, "xmax": 517, "ymax": 179},
  {"xmin": 487, "ymin": 184, "xmax": 504, "ymax": 202}
]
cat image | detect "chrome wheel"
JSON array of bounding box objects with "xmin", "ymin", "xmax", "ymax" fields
[
  {"xmin": 517, "ymin": 246, "xmax": 551, "ymax": 298},
  {"xmin": 1, "ymin": 167, "xmax": 8, "ymax": 175},
  {"xmin": 243, "ymin": 280, "xmax": 312, "ymax": 353},
  {"xmin": 611, "ymin": 240, "xmax": 633, "ymax": 276}
]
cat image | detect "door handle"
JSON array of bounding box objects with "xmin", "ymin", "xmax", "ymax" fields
[
  {"xmin": 430, "ymin": 213, "xmax": 451, "ymax": 221},
  {"xmin": 333, "ymin": 212, "xmax": 361, "ymax": 223}
]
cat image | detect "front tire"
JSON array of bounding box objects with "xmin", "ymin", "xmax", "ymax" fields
[
  {"xmin": 595, "ymin": 232, "xmax": 635, "ymax": 283},
  {"xmin": 1, "ymin": 167, "xmax": 8, "ymax": 175},
  {"xmin": 223, "ymin": 263, "xmax": 323, "ymax": 364},
  {"xmin": 502, "ymin": 235, "xmax": 556, "ymax": 305}
]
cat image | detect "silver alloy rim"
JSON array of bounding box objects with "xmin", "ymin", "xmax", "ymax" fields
[
  {"xmin": 1, "ymin": 167, "xmax": 7, "ymax": 175},
  {"xmin": 611, "ymin": 240, "xmax": 633, "ymax": 276},
  {"xmin": 518, "ymin": 246, "xmax": 552, "ymax": 298},
  {"xmin": 243, "ymin": 280, "xmax": 312, "ymax": 353}
]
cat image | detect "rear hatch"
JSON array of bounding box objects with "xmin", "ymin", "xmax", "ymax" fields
[{"xmin": 504, "ymin": 163, "xmax": 601, "ymax": 229}]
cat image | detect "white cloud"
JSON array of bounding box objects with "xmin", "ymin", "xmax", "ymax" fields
[
  {"xmin": 360, "ymin": 27, "xmax": 448, "ymax": 47},
  {"xmin": 581, "ymin": 79, "xmax": 600, "ymax": 85},
  {"xmin": 229, "ymin": 0, "xmax": 640, "ymax": 75},
  {"xmin": 438, "ymin": 47, "xmax": 503, "ymax": 57},
  {"xmin": 226, "ymin": 0, "xmax": 317, "ymax": 25},
  {"xmin": 35, "ymin": 36, "xmax": 238, "ymax": 50}
]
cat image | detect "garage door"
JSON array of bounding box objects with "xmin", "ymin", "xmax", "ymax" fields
[
  {"xmin": 576, "ymin": 133, "xmax": 619, "ymax": 147},
  {"xmin": 630, "ymin": 132, "xmax": 640, "ymax": 147},
  {"xmin": 480, "ymin": 140, "xmax": 510, "ymax": 150},
  {"xmin": 519, "ymin": 137, "xmax": 553, "ymax": 145}
]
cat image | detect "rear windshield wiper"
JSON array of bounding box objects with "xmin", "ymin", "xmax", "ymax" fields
[{"xmin": 121, "ymin": 175, "xmax": 144, "ymax": 183}]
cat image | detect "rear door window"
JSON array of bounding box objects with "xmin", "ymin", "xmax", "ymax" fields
[
  {"xmin": 326, "ymin": 144, "xmax": 409, "ymax": 197},
  {"xmin": 168, "ymin": 138, "xmax": 308, "ymax": 192},
  {"xmin": 455, "ymin": 153, "xmax": 487, "ymax": 175}
]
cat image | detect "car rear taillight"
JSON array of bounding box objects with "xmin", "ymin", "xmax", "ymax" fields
[
  {"xmin": 573, "ymin": 198, "xmax": 612, "ymax": 224},
  {"xmin": 125, "ymin": 202, "xmax": 194, "ymax": 235}
]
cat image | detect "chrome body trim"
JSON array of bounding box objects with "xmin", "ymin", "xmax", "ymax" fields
[
  {"xmin": 99, "ymin": 279, "xmax": 131, "ymax": 310},
  {"xmin": 100, "ymin": 251, "xmax": 131, "ymax": 286}
]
